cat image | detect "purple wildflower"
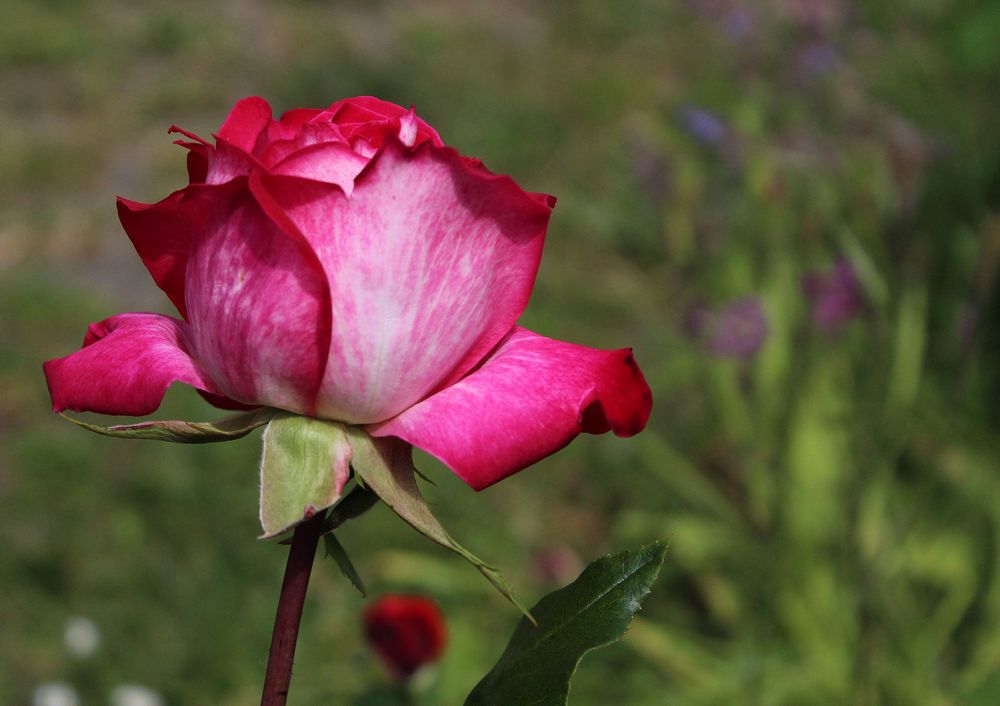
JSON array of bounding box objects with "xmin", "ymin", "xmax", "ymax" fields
[
  {"xmin": 801, "ymin": 259, "xmax": 865, "ymax": 333},
  {"xmin": 796, "ymin": 42, "xmax": 841, "ymax": 80},
  {"xmin": 677, "ymin": 105, "xmax": 727, "ymax": 147},
  {"xmin": 684, "ymin": 296, "xmax": 768, "ymax": 359},
  {"xmin": 721, "ymin": 7, "xmax": 754, "ymax": 41},
  {"xmin": 708, "ymin": 296, "xmax": 769, "ymax": 359}
]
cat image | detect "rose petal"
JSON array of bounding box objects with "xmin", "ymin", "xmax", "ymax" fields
[
  {"xmin": 170, "ymin": 139, "xmax": 209, "ymax": 184},
  {"xmin": 260, "ymin": 120, "xmax": 348, "ymax": 167},
  {"xmin": 267, "ymin": 107, "xmax": 325, "ymax": 143},
  {"xmin": 329, "ymin": 96, "xmax": 409, "ymax": 123},
  {"xmin": 397, "ymin": 108, "xmax": 418, "ymax": 147},
  {"xmin": 43, "ymin": 313, "xmax": 222, "ymax": 416},
  {"xmin": 117, "ymin": 190, "xmax": 192, "ymax": 318},
  {"xmin": 329, "ymin": 96, "xmax": 443, "ymax": 148},
  {"xmin": 255, "ymin": 138, "xmax": 553, "ymax": 424},
  {"xmin": 181, "ymin": 184, "xmax": 330, "ymax": 415},
  {"xmin": 351, "ymin": 136, "xmax": 378, "ymax": 159},
  {"xmin": 338, "ymin": 117, "xmax": 438, "ymax": 152},
  {"xmin": 217, "ymin": 96, "xmax": 272, "ymax": 154},
  {"xmin": 205, "ymin": 138, "xmax": 263, "ymax": 185},
  {"xmin": 185, "ymin": 146, "xmax": 209, "ymax": 184},
  {"xmin": 270, "ymin": 141, "xmax": 369, "ymax": 194},
  {"xmin": 369, "ymin": 327, "xmax": 653, "ymax": 490}
]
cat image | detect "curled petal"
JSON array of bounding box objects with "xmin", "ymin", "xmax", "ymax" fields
[
  {"xmin": 205, "ymin": 138, "xmax": 263, "ymax": 185},
  {"xmin": 259, "ymin": 120, "xmax": 348, "ymax": 167},
  {"xmin": 43, "ymin": 313, "xmax": 221, "ymax": 416},
  {"xmin": 256, "ymin": 138, "xmax": 553, "ymax": 424},
  {"xmin": 369, "ymin": 327, "xmax": 653, "ymax": 490},
  {"xmin": 398, "ymin": 109, "xmax": 418, "ymax": 147},
  {"xmin": 328, "ymin": 96, "xmax": 443, "ymax": 148},
  {"xmin": 328, "ymin": 96, "xmax": 410, "ymax": 123},
  {"xmin": 117, "ymin": 191, "xmax": 192, "ymax": 318},
  {"xmin": 270, "ymin": 141, "xmax": 369, "ymax": 194},
  {"xmin": 172, "ymin": 140, "xmax": 209, "ymax": 184},
  {"xmin": 217, "ymin": 95, "xmax": 272, "ymax": 154}
]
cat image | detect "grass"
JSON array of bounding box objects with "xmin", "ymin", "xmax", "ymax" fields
[{"xmin": 1, "ymin": 0, "xmax": 999, "ymax": 704}]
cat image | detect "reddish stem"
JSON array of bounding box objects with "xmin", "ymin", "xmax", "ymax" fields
[{"xmin": 261, "ymin": 513, "xmax": 325, "ymax": 706}]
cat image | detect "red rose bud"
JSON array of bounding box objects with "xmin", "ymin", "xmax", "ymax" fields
[{"xmin": 364, "ymin": 595, "xmax": 447, "ymax": 680}]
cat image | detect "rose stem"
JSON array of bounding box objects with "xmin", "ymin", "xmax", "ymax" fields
[{"xmin": 260, "ymin": 512, "xmax": 326, "ymax": 706}]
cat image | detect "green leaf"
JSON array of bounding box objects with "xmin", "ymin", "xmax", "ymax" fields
[
  {"xmin": 345, "ymin": 427, "xmax": 534, "ymax": 622},
  {"xmin": 325, "ymin": 483, "xmax": 381, "ymax": 530},
  {"xmin": 324, "ymin": 532, "xmax": 367, "ymax": 597},
  {"xmin": 258, "ymin": 414, "xmax": 352, "ymax": 539},
  {"xmin": 465, "ymin": 541, "xmax": 669, "ymax": 706},
  {"xmin": 60, "ymin": 407, "xmax": 274, "ymax": 443}
]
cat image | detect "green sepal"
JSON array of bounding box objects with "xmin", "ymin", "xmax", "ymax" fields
[
  {"xmin": 258, "ymin": 414, "xmax": 352, "ymax": 539},
  {"xmin": 277, "ymin": 483, "xmax": 381, "ymax": 545},
  {"xmin": 345, "ymin": 427, "xmax": 535, "ymax": 623},
  {"xmin": 324, "ymin": 532, "xmax": 367, "ymax": 596},
  {"xmin": 465, "ymin": 541, "xmax": 669, "ymax": 706},
  {"xmin": 59, "ymin": 407, "xmax": 274, "ymax": 443}
]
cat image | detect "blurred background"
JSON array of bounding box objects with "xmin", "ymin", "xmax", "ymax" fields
[{"xmin": 2, "ymin": 0, "xmax": 999, "ymax": 703}]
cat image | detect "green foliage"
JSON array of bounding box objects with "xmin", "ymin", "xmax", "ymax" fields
[
  {"xmin": 324, "ymin": 532, "xmax": 367, "ymax": 597},
  {"xmin": 2, "ymin": 0, "xmax": 999, "ymax": 704},
  {"xmin": 466, "ymin": 542, "xmax": 668, "ymax": 706}
]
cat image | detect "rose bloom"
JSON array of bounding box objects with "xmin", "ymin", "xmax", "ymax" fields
[
  {"xmin": 364, "ymin": 594, "xmax": 447, "ymax": 680},
  {"xmin": 44, "ymin": 97, "xmax": 652, "ymax": 489}
]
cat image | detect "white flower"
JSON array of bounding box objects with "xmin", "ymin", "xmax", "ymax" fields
[
  {"xmin": 63, "ymin": 616, "xmax": 101, "ymax": 658},
  {"xmin": 32, "ymin": 682, "xmax": 80, "ymax": 706},
  {"xmin": 109, "ymin": 684, "xmax": 165, "ymax": 706}
]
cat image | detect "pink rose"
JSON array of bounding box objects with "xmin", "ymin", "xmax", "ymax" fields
[{"xmin": 44, "ymin": 96, "xmax": 652, "ymax": 489}]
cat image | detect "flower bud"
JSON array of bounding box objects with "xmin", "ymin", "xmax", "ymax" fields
[{"xmin": 364, "ymin": 595, "xmax": 447, "ymax": 680}]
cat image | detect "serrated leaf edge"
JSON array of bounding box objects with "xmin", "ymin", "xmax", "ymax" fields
[{"xmin": 465, "ymin": 541, "xmax": 668, "ymax": 706}]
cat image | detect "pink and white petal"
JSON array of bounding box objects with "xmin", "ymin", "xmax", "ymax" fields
[
  {"xmin": 43, "ymin": 313, "xmax": 222, "ymax": 416},
  {"xmin": 351, "ymin": 136, "xmax": 378, "ymax": 159},
  {"xmin": 398, "ymin": 109, "xmax": 419, "ymax": 147},
  {"xmin": 205, "ymin": 138, "xmax": 263, "ymax": 185},
  {"xmin": 255, "ymin": 138, "xmax": 553, "ymax": 424},
  {"xmin": 270, "ymin": 141, "xmax": 369, "ymax": 194},
  {"xmin": 217, "ymin": 96, "xmax": 273, "ymax": 154},
  {"xmin": 329, "ymin": 96, "xmax": 443, "ymax": 147},
  {"xmin": 329, "ymin": 96, "xmax": 406, "ymax": 123},
  {"xmin": 260, "ymin": 120, "xmax": 348, "ymax": 167},
  {"xmin": 117, "ymin": 190, "xmax": 192, "ymax": 318},
  {"xmin": 369, "ymin": 327, "xmax": 653, "ymax": 490},
  {"xmin": 338, "ymin": 117, "xmax": 440, "ymax": 152},
  {"xmin": 181, "ymin": 184, "xmax": 330, "ymax": 415}
]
